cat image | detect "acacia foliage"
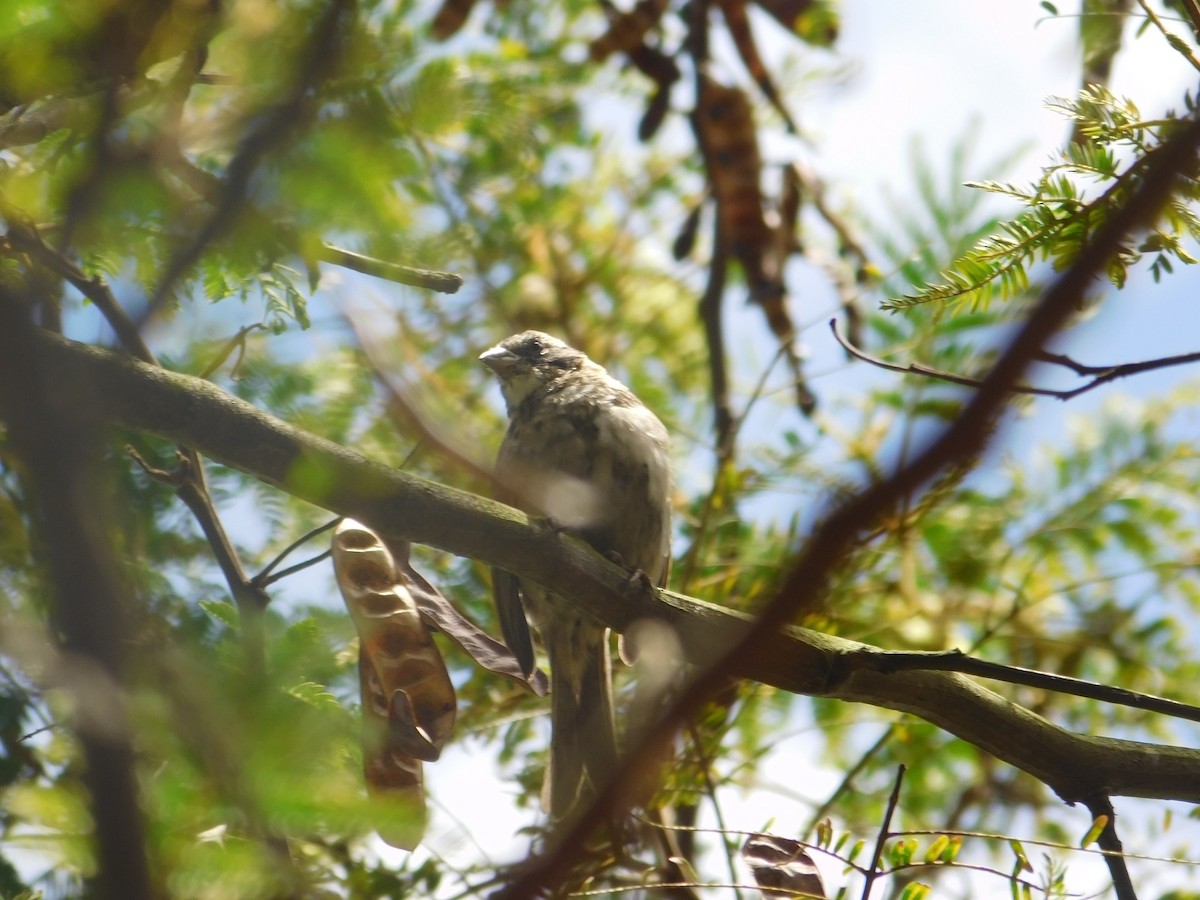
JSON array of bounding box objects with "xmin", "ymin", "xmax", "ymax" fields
[{"xmin": 0, "ymin": 1, "xmax": 1199, "ymax": 898}]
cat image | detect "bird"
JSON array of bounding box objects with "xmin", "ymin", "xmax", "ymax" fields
[{"xmin": 480, "ymin": 330, "xmax": 672, "ymax": 821}]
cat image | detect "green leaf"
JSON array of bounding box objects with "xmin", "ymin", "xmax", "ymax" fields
[
  {"xmin": 1080, "ymin": 814, "xmax": 1109, "ymax": 847},
  {"xmin": 923, "ymin": 834, "xmax": 949, "ymax": 863},
  {"xmin": 287, "ymin": 680, "xmax": 342, "ymax": 711},
  {"xmin": 199, "ymin": 599, "xmax": 239, "ymax": 629},
  {"xmin": 1009, "ymin": 839, "xmax": 1032, "ymax": 873}
]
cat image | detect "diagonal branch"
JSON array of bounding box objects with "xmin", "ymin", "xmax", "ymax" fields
[
  {"xmin": 6, "ymin": 221, "xmax": 270, "ymax": 617},
  {"xmin": 27, "ymin": 328, "xmax": 1200, "ymax": 809},
  {"xmin": 167, "ymin": 155, "xmax": 463, "ymax": 293},
  {"xmin": 834, "ymin": 316, "xmax": 1200, "ymax": 400},
  {"xmin": 148, "ymin": 0, "xmax": 353, "ymax": 312},
  {"xmin": 5, "ymin": 221, "xmax": 156, "ymax": 362},
  {"xmin": 315, "ymin": 244, "xmax": 463, "ymax": 293},
  {"xmin": 861, "ymin": 765, "xmax": 905, "ymax": 900}
]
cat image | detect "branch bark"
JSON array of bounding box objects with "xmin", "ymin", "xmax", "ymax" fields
[{"xmin": 25, "ymin": 329, "xmax": 1200, "ymax": 809}]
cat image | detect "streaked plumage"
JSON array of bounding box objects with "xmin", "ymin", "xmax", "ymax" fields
[{"xmin": 480, "ymin": 331, "xmax": 672, "ymax": 820}]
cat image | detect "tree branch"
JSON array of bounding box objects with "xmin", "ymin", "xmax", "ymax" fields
[
  {"xmin": 833, "ymin": 317, "xmax": 1200, "ymax": 400},
  {"xmin": 166, "ymin": 156, "xmax": 464, "ymax": 293},
  {"xmin": 25, "ymin": 328, "xmax": 1200, "ymax": 811},
  {"xmin": 861, "ymin": 765, "xmax": 905, "ymax": 900},
  {"xmin": 5, "ymin": 222, "xmax": 272, "ymax": 618},
  {"xmin": 843, "ymin": 647, "xmax": 1200, "ymax": 724},
  {"xmin": 148, "ymin": 0, "xmax": 353, "ymax": 312},
  {"xmin": 1084, "ymin": 794, "xmax": 1136, "ymax": 900},
  {"xmin": 699, "ymin": 217, "xmax": 733, "ymax": 456},
  {"xmin": 5, "ymin": 221, "xmax": 156, "ymax": 362},
  {"xmin": 316, "ymin": 244, "xmax": 463, "ymax": 293}
]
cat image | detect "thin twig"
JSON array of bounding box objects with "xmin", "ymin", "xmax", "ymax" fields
[
  {"xmin": 315, "ymin": 244, "xmax": 463, "ymax": 293},
  {"xmin": 165, "ymin": 155, "xmax": 463, "ymax": 294},
  {"xmin": 1137, "ymin": 0, "xmax": 1200, "ymax": 71},
  {"xmin": 1083, "ymin": 795, "xmax": 1136, "ymax": 900},
  {"xmin": 199, "ymin": 324, "xmax": 268, "ymax": 380},
  {"xmin": 802, "ymin": 726, "xmax": 895, "ymax": 839},
  {"xmin": 639, "ymin": 806, "xmax": 705, "ymax": 900},
  {"xmin": 686, "ymin": 723, "xmax": 743, "ymax": 899},
  {"xmin": 258, "ymin": 550, "xmax": 334, "ymax": 588},
  {"xmin": 5, "ymin": 221, "xmax": 157, "ymax": 362},
  {"xmin": 148, "ymin": 0, "xmax": 352, "ymax": 312},
  {"xmin": 253, "ymin": 516, "xmax": 342, "ymax": 585},
  {"xmin": 861, "ymin": 765, "xmax": 905, "ymax": 900},
  {"xmin": 1034, "ymin": 346, "xmax": 1200, "ymax": 385},
  {"xmin": 892, "ymin": 827, "xmax": 1200, "ymax": 867},
  {"xmin": 19, "ymin": 722, "xmax": 59, "ymax": 742},
  {"xmin": 834, "ymin": 318, "xmax": 1200, "ymax": 400},
  {"xmin": 845, "ymin": 647, "xmax": 1200, "ymax": 724},
  {"xmin": 793, "ymin": 163, "xmax": 871, "ymax": 348},
  {"xmin": 127, "ymin": 448, "xmax": 270, "ymax": 614},
  {"xmin": 677, "ymin": 339, "xmax": 788, "ymax": 593}
]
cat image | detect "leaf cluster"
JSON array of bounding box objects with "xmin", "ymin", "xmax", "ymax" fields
[{"xmin": 888, "ymin": 86, "xmax": 1200, "ymax": 312}]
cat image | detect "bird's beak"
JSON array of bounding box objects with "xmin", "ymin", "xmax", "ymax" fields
[{"xmin": 479, "ymin": 345, "xmax": 518, "ymax": 375}]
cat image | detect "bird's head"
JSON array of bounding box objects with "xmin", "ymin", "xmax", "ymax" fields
[{"xmin": 479, "ymin": 331, "xmax": 585, "ymax": 411}]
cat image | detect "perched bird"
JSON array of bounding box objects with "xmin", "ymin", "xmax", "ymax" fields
[{"xmin": 480, "ymin": 331, "xmax": 672, "ymax": 820}]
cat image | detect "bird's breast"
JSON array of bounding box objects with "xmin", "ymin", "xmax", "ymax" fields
[{"xmin": 498, "ymin": 393, "xmax": 671, "ymax": 577}]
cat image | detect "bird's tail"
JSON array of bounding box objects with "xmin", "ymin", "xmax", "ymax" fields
[{"xmin": 545, "ymin": 622, "xmax": 618, "ymax": 821}]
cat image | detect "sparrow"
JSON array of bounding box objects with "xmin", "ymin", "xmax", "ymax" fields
[{"xmin": 480, "ymin": 331, "xmax": 672, "ymax": 821}]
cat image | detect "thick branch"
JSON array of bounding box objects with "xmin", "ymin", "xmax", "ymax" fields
[{"xmin": 27, "ymin": 330, "xmax": 1200, "ymax": 808}]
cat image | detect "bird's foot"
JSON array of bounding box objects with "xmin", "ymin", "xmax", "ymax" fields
[
  {"xmin": 605, "ymin": 551, "xmax": 656, "ymax": 592},
  {"xmin": 536, "ymin": 513, "xmax": 568, "ymax": 535}
]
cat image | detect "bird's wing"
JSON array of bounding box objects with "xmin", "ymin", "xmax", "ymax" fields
[
  {"xmin": 492, "ymin": 568, "xmax": 536, "ymax": 677},
  {"xmin": 492, "ymin": 437, "xmax": 537, "ymax": 676}
]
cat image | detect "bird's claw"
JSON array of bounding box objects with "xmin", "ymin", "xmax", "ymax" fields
[{"xmin": 607, "ymin": 551, "xmax": 655, "ymax": 593}]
